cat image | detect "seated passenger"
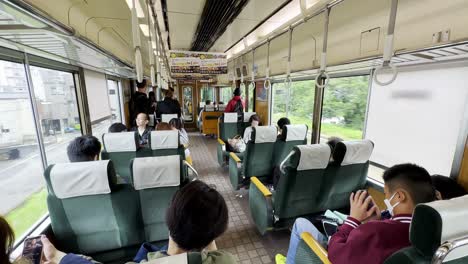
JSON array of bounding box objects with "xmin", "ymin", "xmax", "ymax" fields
[
  {"xmin": 132, "ymin": 113, "xmax": 152, "ymax": 148},
  {"xmin": 159, "ymin": 180, "xmax": 234, "ymax": 262},
  {"xmin": 432, "ymin": 174, "xmax": 467, "ymax": 200},
  {"xmin": 66, "ymin": 135, "xmax": 101, "ymax": 162},
  {"xmin": 156, "ymin": 122, "xmax": 172, "ymax": 131},
  {"xmin": 276, "ymin": 117, "xmax": 291, "ymax": 136},
  {"xmin": 243, "ymin": 114, "xmax": 261, "ymax": 144},
  {"xmin": 198, "ymin": 100, "xmax": 211, "ymax": 131},
  {"xmin": 108, "ymin": 122, "xmax": 128, "ymax": 133},
  {"xmin": 169, "ymin": 118, "xmax": 189, "ymax": 145},
  {"xmin": 277, "ymin": 163, "xmax": 436, "ymax": 264}
]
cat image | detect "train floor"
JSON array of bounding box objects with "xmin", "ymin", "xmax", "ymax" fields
[{"xmin": 189, "ymin": 132, "xmax": 290, "ymax": 264}]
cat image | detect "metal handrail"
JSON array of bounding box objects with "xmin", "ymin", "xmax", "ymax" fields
[
  {"xmin": 279, "ymin": 151, "xmax": 295, "ymax": 174},
  {"xmin": 432, "ymin": 236, "xmax": 468, "ymax": 264},
  {"xmin": 184, "ymin": 160, "xmax": 199, "ymax": 181}
]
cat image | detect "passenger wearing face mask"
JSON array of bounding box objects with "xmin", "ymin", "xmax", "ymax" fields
[{"xmin": 277, "ymin": 163, "xmax": 436, "ymax": 264}]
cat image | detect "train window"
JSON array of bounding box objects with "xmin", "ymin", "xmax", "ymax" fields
[
  {"xmin": 200, "ymin": 86, "xmax": 215, "ymax": 106},
  {"xmin": 182, "ymin": 86, "xmax": 194, "ymax": 122},
  {"xmin": 320, "ymin": 76, "xmax": 370, "ymax": 141},
  {"xmin": 29, "ymin": 66, "xmax": 82, "ymax": 165},
  {"xmin": 247, "ymin": 83, "xmax": 255, "ymax": 112},
  {"xmin": 220, "ymin": 87, "xmax": 233, "ymax": 104},
  {"xmin": 272, "ymin": 80, "xmax": 316, "ymax": 140},
  {"xmin": 0, "ymin": 60, "xmax": 46, "ymax": 239},
  {"xmin": 107, "ymin": 79, "xmax": 122, "ymax": 123}
]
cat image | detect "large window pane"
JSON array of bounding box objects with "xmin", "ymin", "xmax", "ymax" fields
[
  {"xmin": 0, "ymin": 60, "xmax": 46, "ymax": 239},
  {"xmin": 320, "ymin": 76, "xmax": 369, "ymax": 141},
  {"xmin": 220, "ymin": 87, "xmax": 233, "ymax": 104},
  {"xmin": 29, "ymin": 66, "xmax": 82, "ymax": 165},
  {"xmin": 200, "ymin": 86, "xmax": 215, "ymax": 105},
  {"xmin": 107, "ymin": 79, "xmax": 122, "ymax": 123},
  {"xmin": 272, "ymin": 80, "xmax": 315, "ymax": 140},
  {"xmin": 248, "ymin": 83, "xmax": 254, "ymax": 112}
]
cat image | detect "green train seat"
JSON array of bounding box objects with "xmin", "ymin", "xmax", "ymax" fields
[
  {"xmin": 273, "ymin": 124, "xmax": 308, "ymax": 166},
  {"xmin": 249, "ymin": 144, "xmax": 331, "ymax": 234},
  {"xmin": 101, "ymin": 132, "xmax": 137, "ymax": 183},
  {"xmin": 229, "ymin": 125, "xmax": 277, "ymax": 190},
  {"xmin": 149, "ymin": 130, "xmax": 185, "ymax": 158},
  {"xmin": 384, "ymin": 194, "xmax": 468, "ymax": 264},
  {"xmin": 44, "ymin": 160, "xmax": 142, "ymax": 259},
  {"xmin": 217, "ymin": 112, "xmax": 240, "ymax": 166},
  {"xmin": 295, "ymin": 195, "xmax": 468, "ymax": 264},
  {"xmin": 130, "ymin": 155, "xmax": 181, "ymax": 243},
  {"xmin": 319, "ymin": 139, "xmax": 374, "ymax": 211}
]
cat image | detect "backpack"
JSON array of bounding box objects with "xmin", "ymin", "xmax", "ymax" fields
[{"xmin": 233, "ymin": 99, "xmax": 243, "ymax": 114}]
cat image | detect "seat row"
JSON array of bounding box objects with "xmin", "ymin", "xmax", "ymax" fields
[
  {"xmin": 249, "ymin": 140, "xmax": 374, "ymax": 234},
  {"xmin": 44, "ymin": 156, "xmax": 191, "ymax": 263},
  {"xmin": 101, "ymin": 130, "xmax": 186, "ymax": 183},
  {"xmin": 295, "ymin": 194, "xmax": 468, "ymax": 263}
]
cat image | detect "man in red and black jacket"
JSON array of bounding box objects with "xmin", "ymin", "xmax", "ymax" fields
[
  {"xmin": 280, "ymin": 163, "xmax": 436, "ymax": 264},
  {"xmin": 224, "ymin": 88, "xmax": 245, "ymax": 113}
]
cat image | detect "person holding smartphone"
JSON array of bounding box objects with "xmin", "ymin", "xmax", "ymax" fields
[{"xmin": 276, "ymin": 163, "xmax": 437, "ymax": 264}]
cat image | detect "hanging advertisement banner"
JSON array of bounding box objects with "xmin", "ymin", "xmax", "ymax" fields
[{"xmin": 170, "ymin": 51, "xmax": 227, "ymax": 75}]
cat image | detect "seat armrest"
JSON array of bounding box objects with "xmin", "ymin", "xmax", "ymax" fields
[
  {"xmin": 230, "ymin": 152, "xmax": 242, "ymax": 163},
  {"xmin": 300, "ymin": 232, "xmax": 331, "ymax": 264},
  {"xmin": 217, "ymin": 138, "xmax": 225, "ymax": 146},
  {"xmin": 229, "ymin": 153, "xmax": 243, "ymax": 190},
  {"xmin": 251, "ymin": 177, "xmax": 272, "ymax": 197}
]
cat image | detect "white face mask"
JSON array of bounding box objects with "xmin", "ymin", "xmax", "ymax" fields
[{"xmin": 384, "ymin": 192, "xmax": 401, "ymax": 216}]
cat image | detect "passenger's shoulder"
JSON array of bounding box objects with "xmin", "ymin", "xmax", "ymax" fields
[{"xmin": 202, "ymin": 250, "xmax": 237, "ymax": 264}]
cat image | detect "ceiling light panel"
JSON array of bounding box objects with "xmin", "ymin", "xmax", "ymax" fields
[{"xmin": 126, "ymin": 0, "xmax": 145, "ymax": 18}]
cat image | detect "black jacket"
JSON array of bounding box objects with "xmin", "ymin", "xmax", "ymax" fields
[
  {"xmin": 133, "ymin": 91, "xmax": 150, "ymax": 116},
  {"xmin": 156, "ymin": 97, "xmax": 181, "ymax": 119}
]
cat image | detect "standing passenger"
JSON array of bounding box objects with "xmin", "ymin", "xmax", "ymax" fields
[
  {"xmin": 132, "ymin": 113, "xmax": 152, "ymax": 148},
  {"xmin": 156, "ymin": 89, "xmax": 181, "ymax": 120},
  {"xmin": 132, "ymin": 79, "xmax": 150, "ymax": 123},
  {"xmin": 224, "ymin": 88, "xmax": 245, "ymax": 114}
]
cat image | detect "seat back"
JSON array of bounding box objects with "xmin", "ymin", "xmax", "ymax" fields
[
  {"xmin": 161, "ymin": 114, "xmax": 178, "ymax": 123},
  {"xmin": 274, "ymin": 144, "xmax": 331, "ymax": 218},
  {"xmin": 131, "ymin": 156, "xmax": 181, "ymax": 242},
  {"xmin": 273, "ymin": 124, "xmax": 308, "ymax": 166},
  {"xmin": 44, "ymin": 160, "xmax": 142, "ymax": 254},
  {"xmin": 101, "ymin": 132, "xmax": 137, "ymax": 183},
  {"xmin": 384, "ymin": 195, "xmax": 468, "ymax": 264},
  {"xmin": 218, "ymin": 113, "xmax": 240, "ymax": 142},
  {"xmin": 319, "ymin": 140, "xmax": 373, "ymax": 210},
  {"xmin": 243, "ymin": 126, "xmax": 278, "ymax": 180},
  {"xmin": 217, "ymin": 104, "xmax": 226, "ymax": 112},
  {"xmin": 149, "ymin": 130, "xmax": 184, "ymax": 158}
]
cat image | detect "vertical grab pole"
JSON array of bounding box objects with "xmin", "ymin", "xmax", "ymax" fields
[
  {"xmin": 285, "ymin": 27, "xmax": 293, "ymax": 117},
  {"xmin": 315, "ymin": 7, "xmax": 330, "ymax": 88}
]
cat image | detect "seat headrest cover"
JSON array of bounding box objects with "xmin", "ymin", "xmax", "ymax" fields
[
  {"xmin": 103, "ymin": 132, "xmax": 136, "ymax": 152},
  {"xmin": 411, "ymin": 195, "xmax": 468, "ymax": 261},
  {"xmin": 243, "ymin": 112, "xmax": 256, "ymax": 122},
  {"xmin": 285, "ymin": 125, "xmax": 308, "ymax": 142},
  {"xmin": 50, "ymin": 160, "xmax": 111, "ymax": 199},
  {"xmin": 340, "ymin": 140, "xmax": 374, "ymax": 165},
  {"xmin": 223, "ymin": 113, "xmax": 238, "ymax": 123},
  {"xmin": 161, "ymin": 114, "xmax": 178, "ymax": 123},
  {"xmin": 218, "ymin": 105, "xmax": 226, "ymax": 111},
  {"xmin": 295, "ymin": 144, "xmax": 331, "ymax": 171},
  {"xmin": 146, "ymin": 252, "xmax": 187, "ymax": 264},
  {"xmin": 150, "ymin": 130, "xmax": 179, "ymax": 150},
  {"xmin": 253, "ymin": 126, "xmax": 277, "ymax": 143},
  {"xmin": 132, "ymin": 155, "xmax": 180, "ymax": 190},
  {"xmin": 205, "ymin": 105, "xmax": 215, "ymax": 112}
]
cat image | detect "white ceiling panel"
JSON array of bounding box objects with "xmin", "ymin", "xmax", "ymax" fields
[{"xmin": 166, "ymin": 0, "xmax": 205, "ymax": 14}]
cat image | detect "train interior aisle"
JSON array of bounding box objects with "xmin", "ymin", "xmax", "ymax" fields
[{"xmin": 189, "ymin": 132, "xmax": 289, "ymax": 263}]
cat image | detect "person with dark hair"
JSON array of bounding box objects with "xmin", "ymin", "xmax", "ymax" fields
[
  {"xmin": 198, "ymin": 100, "xmax": 212, "ymax": 131},
  {"xmin": 131, "ymin": 113, "xmax": 152, "ymax": 148},
  {"xmin": 224, "ymin": 88, "xmax": 245, "ymax": 113},
  {"xmin": 148, "ymin": 91, "xmax": 157, "ymax": 114},
  {"xmin": 156, "ymin": 89, "xmax": 181, "ymax": 120},
  {"xmin": 67, "ymin": 135, "xmax": 101, "ymax": 162},
  {"xmin": 156, "ymin": 122, "xmax": 172, "ymax": 131},
  {"xmin": 277, "ymin": 163, "xmax": 436, "ymax": 264},
  {"xmin": 108, "ymin": 122, "xmax": 128, "ymax": 133},
  {"xmin": 169, "ymin": 118, "xmax": 189, "ymax": 145},
  {"xmin": 432, "ymin": 174, "xmax": 467, "ymax": 200},
  {"xmin": 326, "ymin": 136, "xmax": 343, "ymax": 153},
  {"xmin": 243, "ymin": 114, "xmax": 261, "ymax": 144},
  {"xmin": 132, "ymin": 79, "xmax": 150, "ymax": 123},
  {"xmin": 1, "ymin": 216, "xmax": 15, "ymax": 264},
  {"xmin": 276, "ymin": 117, "xmax": 291, "ymax": 135},
  {"xmin": 158, "ymin": 180, "xmax": 234, "ymax": 262}
]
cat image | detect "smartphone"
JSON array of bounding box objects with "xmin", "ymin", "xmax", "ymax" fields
[
  {"xmin": 323, "ymin": 220, "xmax": 338, "ymax": 238},
  {"xmin": 22, "ymin": 236, "xmax": 43, "ymax": 264},
  {"xmin": 365, "ymin": 193, "xmax": 375, "ymax": 211}
]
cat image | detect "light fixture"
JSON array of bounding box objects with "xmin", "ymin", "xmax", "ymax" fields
[
  {"xmin": 126, "ymin": 0, "xmax": 145, "ymax": 18},
  {"xmin": 139, "ymin": 24, "xmax": 149, "ymax": 37}
]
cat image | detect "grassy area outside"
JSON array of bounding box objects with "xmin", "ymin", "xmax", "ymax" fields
[{"xmin": 5, "ymin": 188, "xmax": 48, "ymax": 238}]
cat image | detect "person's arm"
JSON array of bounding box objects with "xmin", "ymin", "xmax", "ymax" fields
[
  {"xmin": 224, "ymin": 100, "xmax": 233, "ymax": 112},
  {"xmin": 41, "ymin": 236, "xmax": 93, "ymax": 264}
]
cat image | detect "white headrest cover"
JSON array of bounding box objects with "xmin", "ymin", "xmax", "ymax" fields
[
  {"xmin": 296, "ymin": 144, "xmax": 331, "ymax": 171},
  {"xmin": 146, "ymin": 252, "xmax": 187, "ymax": 264},
  {"xmin": 205, "ymin": 105, "xmax": 215, "ymax": 112},
  {"xmin": 341, "ymin": 140, "xmax": 374, "ymax": 165},
  {"xmin": 132, "ymin": 155, "xmax": 180, "ymax": 190},
  {"xmin": 243, "ymin": 112, "xmax": 256, "ymax": 122},
  {"xmin": 150, "ymin": 130, "xmax": 179, "ymax": 150},
  {"xmin": 161, "ymin": 114, "xmax": 178, "ymax": 123},
  {"xmin": 223, "ymin": 113, "xmax": 238, "ymax": 123},
  {"xmin": 50, "ymin": 160, "xmax": 111, "ymax": 199},
  {"xmin": 218, "ymin": 105, "xmax": 226, "ymax": 111},
  {"xmin": 103, "ymin": 132, "xmax": 136, "ymax": 152},
  {"xmin": 285, "ymin": 124, "xmax": 307, "ymax": 142},
  {"xmin": 253, "ymin": 126, "xmax": 277, "ymax": 143}
]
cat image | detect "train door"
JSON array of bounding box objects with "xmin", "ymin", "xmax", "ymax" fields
[{"xmin": 181, "ymin": 84, "xmax": 195, "ymax": 129}]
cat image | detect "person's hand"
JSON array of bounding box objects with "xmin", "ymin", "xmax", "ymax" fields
[
  {"xmin": 41, "ymin": 235, "xmax": 66, "ymax": 264},
  {"xmin": 349, "ymin": 190, "xmax": 380, "ymax": 222}
]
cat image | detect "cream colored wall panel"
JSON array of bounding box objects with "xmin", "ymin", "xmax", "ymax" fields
[
  {"xmin": 290, "ymin": 15, "xmax": 322, "ymax": 73},
  {"xmin": 269, "ymin": 32, "xmax": 289, "ymax": 76}
]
